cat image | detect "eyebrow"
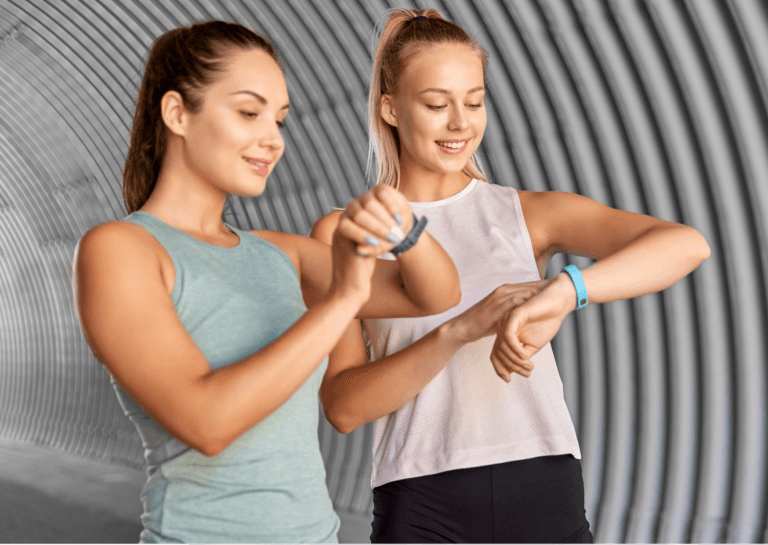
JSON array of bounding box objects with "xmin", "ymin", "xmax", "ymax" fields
[
  {"xmin": 419, "ymin": 86, "xmax": 485, "ymax": 95},
  {"xmin": 231, "ymin": 90, "xmax": 290, "ymax": 110}
]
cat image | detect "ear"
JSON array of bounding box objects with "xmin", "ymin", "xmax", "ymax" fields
[
  {"xmin": 380, "ymin": 94, "xmax": 398, "ymax": 128},
  {"xmin": 160, "ymin": 90, "xmax": 190, "ymax": 137}
]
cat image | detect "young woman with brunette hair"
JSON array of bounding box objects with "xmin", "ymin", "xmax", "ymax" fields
[
  {"xmin": 311, "ymin": 8, "xmax": 710, "ymax": 543},
  {"xmin": 72, "ymin": 20, "xmax": 460, "ymax": 543}
]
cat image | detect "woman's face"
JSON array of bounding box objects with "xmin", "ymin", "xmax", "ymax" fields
[
  {"xmin": 180, "ymin": 47, "xmax": 289, "ymax": 197},
  {"xmin": 383, "ymin": 43, "xmax": 487, "ymax": 177}
]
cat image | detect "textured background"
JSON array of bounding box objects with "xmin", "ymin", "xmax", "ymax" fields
[{"xmin": 0, "ymin": 0, "xmax": 766, "ymax": 543}]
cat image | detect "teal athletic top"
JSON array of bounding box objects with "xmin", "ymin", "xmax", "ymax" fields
[{"xmin": 113, "ymin": 211, "xmax": 339, "ymax": 543}]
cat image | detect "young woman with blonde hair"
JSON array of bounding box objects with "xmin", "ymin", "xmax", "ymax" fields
[
  {"xmin": 311, "ymin": 8, "xmax": 710, "ymax": 543},
  {"xmin": 72, "ymin": 20, "xmax": 460, "ymax": 543}
]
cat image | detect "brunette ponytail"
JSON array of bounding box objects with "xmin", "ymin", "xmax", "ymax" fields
[
  {"xmin": 123, "ymin": 21, "xmax": 282, "ymax": 214},
  {"xmin": 368, "ymin": 9, "xmax": 489, "ymax": 189}
]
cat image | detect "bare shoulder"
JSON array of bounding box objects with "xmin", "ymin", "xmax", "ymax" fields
[
  {"xmin": 309, "ymin": 210, "xmax": 344, "ymax": 244},
  {"xmin": 517, "ymin": 189, "xmax": 578, "ymax": 213},
  {"xmin": 517, "ymin": 189, "xmax": 604, "ymax": 228},
  {"xmin": 75, "ymin": 220, "xmax": 162, "ymax": 273}
]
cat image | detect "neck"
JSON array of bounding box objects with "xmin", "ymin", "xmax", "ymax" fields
[
  {"xmin": 140, "ymin": 144, "xmax": 230, "ymax": 236},
  {"xmin": 397, "ymin": 155, "xmax": 474, "ymax": 203}
]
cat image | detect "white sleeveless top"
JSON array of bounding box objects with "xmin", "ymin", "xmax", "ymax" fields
[{"xmin": 363, "ymin": 179, "xmax": 581, "ymax": 488}]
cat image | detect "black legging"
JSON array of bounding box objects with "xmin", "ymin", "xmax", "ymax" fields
[{"xmin": 371, "ymin": 454, "xmax": 592, "ymax": 543}]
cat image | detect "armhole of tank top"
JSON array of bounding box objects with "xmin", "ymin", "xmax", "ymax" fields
[
  {"xmin": 507, "ymin": 188, "xmax": 542, "ymax": 281},
  {"xmin": 122, "ymin": 218, "xmax": 182, "ymax": 306}
]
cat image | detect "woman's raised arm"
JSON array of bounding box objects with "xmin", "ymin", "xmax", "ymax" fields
[
  {"xmin": 73, "ymin": 220, "xmax": 375, "ymax": 457},
  {"xmin": 264, "ymin": 184, "xmax": 461, "ymax": 319},
  {"xmin": 490, "ymin": 190, "xmax": 711, "ymax": 376}
]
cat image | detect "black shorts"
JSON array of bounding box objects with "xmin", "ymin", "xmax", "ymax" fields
[{"xmin": 371, "ymin": 454, "xmax": 592, "ymax": 543}]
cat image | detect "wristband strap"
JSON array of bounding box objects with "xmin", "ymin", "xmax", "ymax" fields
[
  {"xmin": 391, "ymin": 214, "xmax": 428, "ymax": 255},
  {"xmin": 562, "ymin": 264, "xmax": 588, "ymax": 310}
]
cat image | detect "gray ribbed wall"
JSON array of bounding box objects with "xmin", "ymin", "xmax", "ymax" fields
[{"xmin": 0, "ymin": 1, "xmax": 765, "ymax": 542}]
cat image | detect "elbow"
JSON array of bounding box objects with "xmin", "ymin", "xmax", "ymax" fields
[
  {"xmin": 187, "ymin": 427, "xmax": 230, "ymax": 458},
  {"xmin": 197, "ymin": 441, "xmax": 226, "ymax": 458},
  {"xmin": 323, "ymin": 404, "xmax": 359, "ymax": 435},
  {"xmin": 699, "ymin": 236, "xmax": 711, "ymax": 263},
  {"xmin": 184, "ymin": 411, "xmax": 237, "ymax": 457},
  {"xmin": 688, "ymin": 226, "xmax": 711, "ymax": 265},
  {"xmin": 442, "ymin": 281, "xmax": 462, "ymax": 311},
  {"xmin": 422, "ymin": 279, "xmax": 462, "ymax": 315}
]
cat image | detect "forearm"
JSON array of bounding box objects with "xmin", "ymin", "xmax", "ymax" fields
[
  {"xmin": 325, "ymin": 321, "xmax": 465, "ymax": 433},
  {"xmin": 194, "ymin": 291, "xmax": 364, "ymax": 454},
  {"xmin": 575, "ymin": 224, "xmax": 710, "ymax": 305},
  {"xmin": 395, "ymin": 232, "xmax": 461, "ymax": 313}
]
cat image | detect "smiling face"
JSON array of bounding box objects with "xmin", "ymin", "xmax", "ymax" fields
[
  {"xmin": 177, "ymin": 47, "xmax": 289, "ymax": 197},
  {"xmin": 381, "ymin": 42, "xmax": 487, "ymax": 181}
]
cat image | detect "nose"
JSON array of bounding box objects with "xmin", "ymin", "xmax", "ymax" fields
[
  {"xmin": 260, "ymin": 118, "xmax": 284, "ymax": 152},
  {"xmin": 447, "ymin": 104, "xmax": 469, "ymax": 131}
]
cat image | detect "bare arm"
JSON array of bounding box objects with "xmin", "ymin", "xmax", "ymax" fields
[
  {"xmin": 289, "ymin": 185, "xmax": 460, "ymax": 319},
  {"xmin": 73, "ymin": 221, "xmax": 372, "ymax": 457},
  {"xmin": 311, "ymin": 211, "xmax": 546, "ymax": 433},
  {"xmin": 491, "ymin": 190, "xmax": 711, "ymax": 376},
  {"xmin": 522, "ymin": 189, "xmax": 710, "ymax": 303}
]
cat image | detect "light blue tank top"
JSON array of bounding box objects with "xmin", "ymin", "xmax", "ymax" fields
[{"xmin": 113, "ymin": 211, "xmax": 339, "ymax": 543}]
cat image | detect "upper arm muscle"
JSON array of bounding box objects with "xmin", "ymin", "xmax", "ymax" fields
[
  {"xmin": 73, "ymin": 222, "xmax": 211, "ymax": 449},
  {"xmin": 519, "ymin": 190, "xmax": 666, "ymax": 263}
]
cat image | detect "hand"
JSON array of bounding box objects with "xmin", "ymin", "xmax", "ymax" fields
[
  {"xmin": 490, "ymin": 274, "xmax": 577, "ymax": 382},
  {"xmin": 341, "ymin": 185, "xmax": 413, "ymax": 257},
  {"xmin": 327, "ymin": 224, "xmax": 377, "ymax": 306},
  {"xmin": 446, "ymin": 280, "xmax": 554, "ymax": 345}
]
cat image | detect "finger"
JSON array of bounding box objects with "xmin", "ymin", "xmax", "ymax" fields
[
  {"xmin": 372, "ymin": 185, "xmax": 412, "ymax": 232},
  {"xmin": 495, "ymin": 342, "xmax": 532, "ymax": 377},
  {"xmin": 358, "ymin": 196, "xmax": 405, "ymax": 245},
  {"xmin": 502, "ymin": 320, "xmax": 527, "ymax": 360},
  {"xmin": 496, "ymin": 341, "xmax": 533, "ymax": 375},
  {"xmin": 490, "ymin": 353, "xmax": 512, "ymax": 383},
  {"xmin": 492, "ymin": 347, "xmax": 531, "ymax": 379},
  {"xmin": 337, "ymin": 211, "xmax": 394, "ymax": 251},
  {"xmin": 345, "ymin": 205, "xmax": 403, "ymax": 248}
]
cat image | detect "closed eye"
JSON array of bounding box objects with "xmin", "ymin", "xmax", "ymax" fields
[
  {"xmin": 467, "ymin": 103, "xmax": 484, "ymax": 109},
  {"xmin": 240, "ymin": 111, "xmax": 258, "ymax": 119},
  {"xmin": 427, "ymin": 105, "xmax": 447, "ymax": 111}
]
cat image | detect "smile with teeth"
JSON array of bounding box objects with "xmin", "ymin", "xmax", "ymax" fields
[
  {"xmin": 436, "ymin": 140, "xmax": 468, "ymax": 153},
  {"xmin": 244, "ymin": 157, "xmax": 270, "ymax": 175}
]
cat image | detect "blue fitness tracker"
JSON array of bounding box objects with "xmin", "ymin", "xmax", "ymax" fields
[
  {"xmin": 562, "ymin": 264, "xmax": 588, "ymax": 310},
  {"xmin": 391, "ymin": 214, "xmax": 428, "ymax": 255}
]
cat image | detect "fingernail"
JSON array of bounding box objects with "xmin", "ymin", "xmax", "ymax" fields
[
  {"xmin": 386, "ymin": 233, "xmax": 402, "ymax": 245},
  {"xmin": 365, "ymin": 235, "xmax": 380, "ymax": 247},
  {"xmin": 394, "ymin": 213, "xmax": 403, "ymax": 226}
]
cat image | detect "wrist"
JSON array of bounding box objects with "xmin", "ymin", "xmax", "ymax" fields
[
  {"xmin": 553, "ymin": 272, "xmax": 579, "ymax": 314},
  {"xmin": 326, "ymin": 285, "xmax": 369, "ymax": 313},
  {"xmin": 391, "ymin": 214, "xmax": 428, "ymax": 255},
  {"xmin": 437, "ymin": 319, "xmax": 469, "ymax": 348}
]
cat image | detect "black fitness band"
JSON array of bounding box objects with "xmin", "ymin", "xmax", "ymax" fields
[{"xmin": 391, "ymin": 214, "xmax": 428, "ymax": 255}]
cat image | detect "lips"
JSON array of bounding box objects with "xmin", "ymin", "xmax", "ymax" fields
[
  {"xmin": 244, "ymin": 156, "xmax": 271, "ymax": 176},
  {"xmin": 436, "ymin": 139, "xmax": 469, "ymax": 154}
]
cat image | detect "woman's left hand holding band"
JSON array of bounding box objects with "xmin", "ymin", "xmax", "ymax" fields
[{"xmin": 340, "ymin": 185, "xmax": 416, "ymax": 257}]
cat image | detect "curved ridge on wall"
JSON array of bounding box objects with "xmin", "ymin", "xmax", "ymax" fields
[{"xmin": 0, "ymin": 1, "xmax": 765, "ymax": 542}]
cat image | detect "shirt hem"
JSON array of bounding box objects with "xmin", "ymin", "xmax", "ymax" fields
[{"xmin": 371, "ymin": 434, "xmax": 581, "ymax": 488}]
